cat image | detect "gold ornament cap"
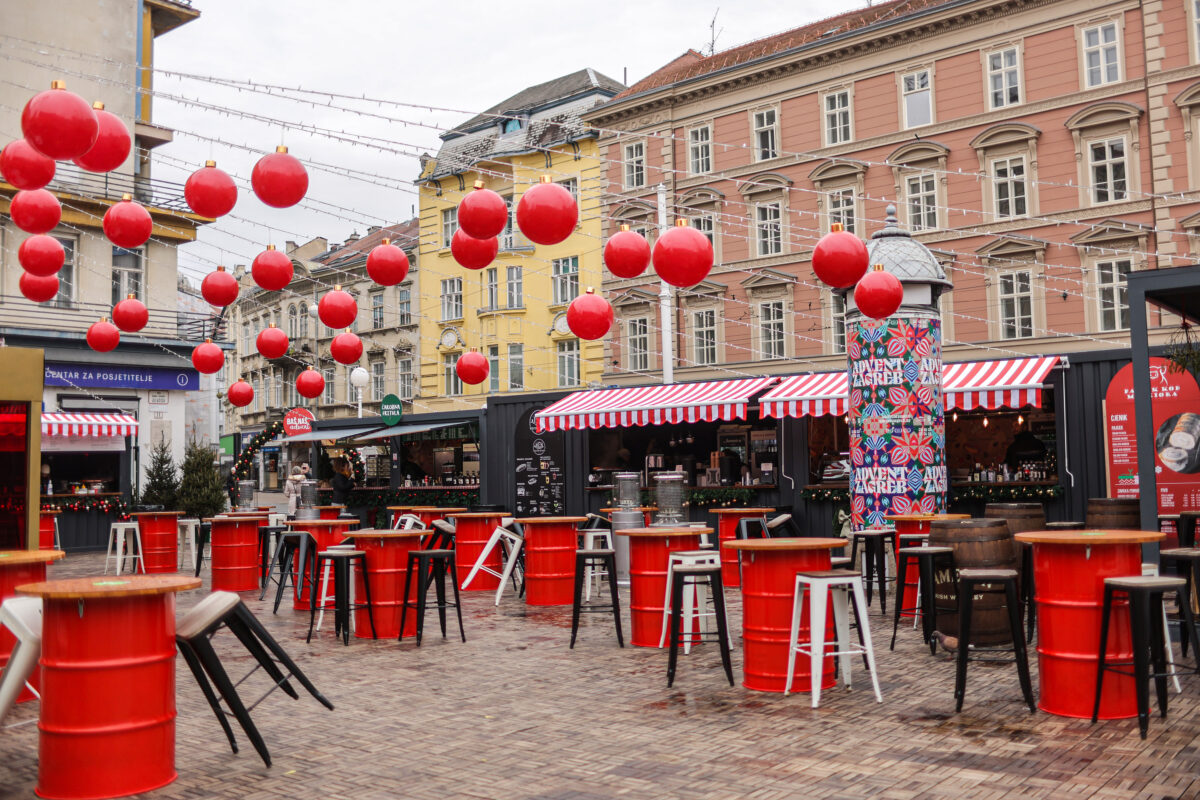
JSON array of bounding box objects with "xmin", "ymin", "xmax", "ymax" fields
[
  {"xmin": 674, "ymin": 218, "xmax": 689, "ymax": 227},
  {"xmin": 382, "ymin": 238, "xmax": 391, "ymax": 245},
  {"xmin": 872, "ymin": 263, "xmax": 884, "ymax": 272},
  {"xmin": 126, "ymin": 293, "xmax": 136, "ymax": 300},
  {"xmin": 266, "ymin": 244, "xmax": 276, "ymax": 251},
  {"xmin": 121, "ymin": 193, "xmax": 132, "ymax": 201},
  {"xmin": 619, "ymin": 224, "xmax": 630, "ymax": 232},
  {"xmin": 276, "ymin": 145, "xmax": 289, "ymax": 154},
  {"xmin": 92, "ymin": 101, "xmax": 105, "ymax": 110},
  {"xmin": 539, "ymin": 175, "xmax": 552, "ymax": 184},
  {"xmin": 830, "ymin": 222, "xmax": 844, "ymax": 233},
  {"xmin": 205, "ymin": 159, "xmax": 217, "ymax": 168},
  {"xmin": 51, "ymin": 80, "xmax": 66, "ymax": 90},
  {"xmin": 473, "ymin": 180, "xmax": 485, "ymax": 190}
]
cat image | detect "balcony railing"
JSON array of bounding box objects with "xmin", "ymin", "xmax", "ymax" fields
[
  {"xmin": 0, "ymin": 295, "xmax": 228, "ymax": 343},
  {"xmin": 48, "ymin": 164, "xmax": 191, "ymax": 213}
]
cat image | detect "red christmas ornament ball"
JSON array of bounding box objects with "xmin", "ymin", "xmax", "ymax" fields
[
  {"xmin": 366, "ymin": 239, "xmax": 409, "ymax": 286},
  {"xmin": 251, "ymin": 246, "xmax": 293, "ymax": 291},
  {"xmin": 10, "ymin": 189, "xmax": 61, "ymax": 234},
  {"xmin": 103, "ymin": 196, "xmax": 152, "ymax": 248},
  {"xmin": 604, "ymin": 228, "xmax": 651, "ymax": 279},
  {"xmin": 86, "ymin": 318, "xmax": 120, "ymax": 353},
  {"xmin": 455, "ymin": 351, "xmax": 489, "ymax": 386},
  {"xmin": 318, "ymin": 286, "xmax": 357, "ymax": 330},
  {"xmin": 191, "ymin": 340, "xmax": 225, "ymax": 374},
  {"xmin": 296, "ymin": 367, "xmax": 325, "ymax": 399},
  {"xmin": 72, "ymin": 103, "xmax": 131, "ymax": 173},
  {"xmin": 330, "ymin": 331, "xmax": 363, "ymax": 365},
  {"xmin": 457, "ymin": 183, "xmax": 508, "ymax": 239},
  {"xmin": 516, "ymin": 178, "xmax": 577, "ymax": 245},
  {"xmin": 0, "ymin": 140, "xmax": 55, "ymax": 190},
  {"xmin": 21, "ymin": 82, "xmax": 97, "ymax": 161},
  {"xmin": 18, "ymin": 234, "xmax": 65, "ymax": 277},
  {"xmin": 251, "ymin": 146, "xmax": 308, "ymax": 208},
  {"xmin": 112, "ymin": 295, "xmax": 149, "ymax": 333},
  {"xmin": 226, "ymin": 379, "xmax": 254, "ymax": 408},
  {"xmin": 812, "ymin": 225, "xmax": 869, "ymax": 289},
  {"xmin": 652, "ymin": 221, "xmax": 714, "ymax": 288},
  {"xmin": 184, "ymin": 161, "xmax": 238, "ymax": 219},
  {"xmin": 853, "ymin": 267, "xmax": 904, "ymax": 320},
  {"xmin": 19, "ymin": 272, "xmax": 58, "ymax": 303},
  {"xmin": 566, "ymin": 289, "xmax": 615, "ymax": 340},
  {"xmin": 256, "ymin": 324, "xmax": 289, "ymax": 359},
  {"xmin": 201, "ymin": 266, "xmax": 239, "ymax": 307},
  {"xmin": 450, "ymin": 229, "xmax": 498, "ymax": 270}
]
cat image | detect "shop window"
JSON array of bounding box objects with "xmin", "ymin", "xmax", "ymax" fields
[
  {"xmin": 693, "ymin": 309, "xmax": 717, "ymax": 366},
  {"xmin": 905, "ymin": 172, "xmax": 938, "ymax": 231},
  {"xmin": 689, "ymin": 126, "xmax": 712, "ymax": 174},
  {"xmin": 397, "ymin": 358, "xmax": 414, "ymax": 400},
  {"xmin": 755, "ymin": 202, "xmax": 782, "ymax": 256},
  {"xmin": 1082, "ymin": 22, "xmax": 1120, "ymax": 88},
  {"xmin": 488, "ymin": 345, "xmax": 500, "ymax": 393},
  {"xmin": 624, "ymin": 142, "xmax": 645, "ymax": 189},
  {"xmin": 759, "ymin": 301, "xmax": 786, "ymax": 359},
  {"xmin": 557, "ymin": 339, "xmax": 580, "ymax": 387},
  {"xmin": 552, "ymin": 256, "xmax": 579, "ymax": 305},
  {"xmin": 441, "ymin": 207, "xmax": 457, "ymax": 247},
  {"xmin": 901, "ymin": 69, "xmax": 932, "ymax": 128},
  {"xmin": 824, "ymin": 90, "xmax": 852, "ymax": 146},
  {"xmin": 111, "ymin": 246, "xmax": 144, "ymax": 304},
  {"xmin": 627, "ymin": 317, "xmax": 650, "ymax": 372},
  {"xmin": 999, "ymin": 270, "xmax": 1034, "ymax": 339},
  {"xmin": 397, "ymin": 287, "xmax": 411, "ymax": 325},
  {"xmin": 1097, "ymin": 258, "xmax": 1131, "ymax": 331},
  {"xmin": 443, "ymin": 353, "xmax": 462, "ymax": 396},
  {"xmin": 1089, "ymin": 137, "xmax": 1127, "ymax": 204},
  {"xmin": 507, "ymin": 343, "xmax": 524, "ymax": 390},
  {"xmin": 992, "ymin": 156, "xmax": 1027, "ymax": 219},
  {"xmin": 506, "ymin": 266, "xmax": 523, "ymax": 308},
  {"xmin": 485, "ymin": 267, "xmax": 499, "ymax": 310},
  {"xmin": 441, "ymin": 278, "xmax": 463, "ymax": 320},
  {"xmin": 752, "ymin": 109, "xmax": 778, "ymax": 161}
]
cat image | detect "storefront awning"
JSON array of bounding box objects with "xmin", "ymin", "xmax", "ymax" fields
[
  {"xmin": 271, "ymin": 424, "xmax": 383, "ymax": 445},
  {"xmin": 759, "ymin": 373, "xmax": 850, "ymax": 418},
  {"xmin": 41, "ymin": 412, "xmax": 138, "ymax": 438},
  {"xmin": 352, "ymin": 422, "xmax": 461, "ymax": 442},
  {"xmin": 534, "ymin": 377, "xmax": 780, "ymax": 433}
]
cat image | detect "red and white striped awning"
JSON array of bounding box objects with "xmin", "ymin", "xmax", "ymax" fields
[
  {"xmin": 41, "ymin": 412, "xmax": 139, "ymax": 438},
  {"xmin": 535, "ymin": 377, "xmax": 779, "ymax": 433},
  {"xmin": 760, "ymin": 372, "xmax": 849, "ymax": 418}
]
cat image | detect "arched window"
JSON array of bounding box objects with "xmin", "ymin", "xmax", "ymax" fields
[
  {"xmin": 298, "ymin": 303, "xmax": 309, "ymax": 339},
  {"xmin": 287, "ymin": 304, "xmax": 299, "ymax": 338}
]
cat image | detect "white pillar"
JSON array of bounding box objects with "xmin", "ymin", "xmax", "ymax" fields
[{"xmin": 656, "ymin": 182, "xmax": 674, "ymax": 385}]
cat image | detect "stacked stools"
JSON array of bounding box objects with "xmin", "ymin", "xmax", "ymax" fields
[
  {"xmin": 953, "ymin": 568, "xmax": 1036, "ymax": 713},
  {"xmin": 570, "ymin": 549, "xmax": 623, "ymax": 648},
  {"xmin": 1094, "ymin": 574, "xmax": 1200, "ymax": 737},
  {"xmin": 664, "ymin": 563, "xmax": 733, "ymax": 687},
  {"xmin": 399, "ymin": 549, "xmax": 464, "ymax": 646},
  {"xmin": 786, "ymin": 570, "xmax": 882, "ymax": 707},
  {"xmin": 848, "ymin": 528, "xmax": 896, "ymax": 612},
  {"xmin": 891, "ymin": 545, "xmax": 955, "ymax": 653},
  {"xmin": 308, "ymin": 550, "xmax": 376, "ymax": 645}
]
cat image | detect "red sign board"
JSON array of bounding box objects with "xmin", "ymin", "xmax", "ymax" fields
[
  {"xmin": 1105, "ymin": 357, "xmax": 1200, "ymax": 513},
  {"xmin": 282, "ymin": 407, "xmax": 316, "ymax": 437}
]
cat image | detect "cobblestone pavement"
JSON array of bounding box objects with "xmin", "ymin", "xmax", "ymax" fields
[{"xmin": 3, "ymin": 551, "xmax": 1200, "ymax": 800}]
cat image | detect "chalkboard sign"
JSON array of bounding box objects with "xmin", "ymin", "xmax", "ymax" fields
[{"xmin": 513, "ymin": 407, "xmax": 566, "ymax": 516}]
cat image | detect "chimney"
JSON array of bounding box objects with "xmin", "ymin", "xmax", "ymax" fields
[
  {"xmin": 345, "ymin": 231, "xmax": 360, "ymax": 244},
  {"xmin": 285, "ymin": 240, "xmax": 298, "ymax": 254},
  {"xmin": 368, "ymin": 225, "xmax": 380, "ymax": 235}
]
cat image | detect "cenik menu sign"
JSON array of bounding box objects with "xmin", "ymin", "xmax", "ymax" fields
[{"xmin": 513, "ymin": 407, "xmax": 565, "ymax": 516}]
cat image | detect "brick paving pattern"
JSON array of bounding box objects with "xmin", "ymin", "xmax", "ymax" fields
[{"xmin": 3, "ymin": 552, "xmax": 1200, "ymax": 799}]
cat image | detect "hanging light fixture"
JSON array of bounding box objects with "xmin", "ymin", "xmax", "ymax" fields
[
  {"xmin": 982, "ymin": 416, "xmax": 990, "ymax": 428},
  {"xmin": 1017, "ymin": 414, "xmax": 1025, "ymax": 426},
  {"xmin": 951, "ymin": 411, "xmax": 958, "ymax": 422}
]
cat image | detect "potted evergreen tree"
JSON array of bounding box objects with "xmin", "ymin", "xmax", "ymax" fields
[
  {"xmin": 178, "ymin": 440, "xmax": 228, "ymax": 519},
  {"xmin": 140, "ymin": 437, "xmax": 179, "ymax": 510}
]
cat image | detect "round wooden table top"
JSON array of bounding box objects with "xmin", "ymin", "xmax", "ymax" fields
[
  {"xmin": 614, "ymin": 526, "xmax": 713, "ymax": 537},
  {"xmin": 514, "ymin": 516, "xmax": 588, "ymax": 524},
  {"xmin": 885, "ymin": 513, "xmax": 972, "ymax": 522},
  {"xmin": 409, "ymin": 507, "xmax": 469, "ymax": 513},
  {"xmin": 387, "ymin": 505, "xmax": 417, "ymax": 511},
  {"xmin": 711, "ymin": 507, "xmax": 775, "ymax": 515},
  {"xmin": 0, "ymin": 549, "xmax": 66, "ymax": 566},
  {"xmin": 221, "ymin": 510, "xmax": 273, "ymax": 517},
  {"xmin": 449, "ymin": 511, "xmax": 508, "ymax": 519},
  {"xmin": 314, "ymin": 505, "xmax": 345, "ymax": 511},
  {"xmin": 38, "ymin": 509, "xmax": 63, "ymax": 516},
  {"xmin": 1015, "ymin": 529, "xmax": 1166, "ymax": 546},
  {"xmin": 205, "ymin": 515, "xmax": 268, "ymax": 523},
  {"xmin": 128, "ymin": 511, "xmax": 186, "ymax": 517},
  {"xmin": 286, "ymin": 519, "xmax": 357, "ymax": 527},
  {"xmin": 343, "ymin": 529, "xmax": 426, "ymax": 540},
  {"xmin": 600, "ymin": 506, "xmax": 657, "ymax": 513},
  {"xmin": 17, "ymin": 574, "xmax": 200, "ymax": 600},
  {"xmin": 724, "ymin": 537, "xmax": 845, "ymax": 552}
]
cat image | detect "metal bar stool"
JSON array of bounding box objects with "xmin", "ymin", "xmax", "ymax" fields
[
  {"xmin": 570, "ymin": 549, "xmax": 623, "ymax": 648},
  {"xmin": 665, "ymin": 563, "xmax": 733, "ymax": 688}
]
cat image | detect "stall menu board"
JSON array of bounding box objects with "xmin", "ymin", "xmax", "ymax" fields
[
  {"xmin": 513, "ymin": 407, "xmax": 566, "ymax": 517},
  {"xmin": 1105, "ymin": 357, "xmax": 1200, "ymax": 512}
]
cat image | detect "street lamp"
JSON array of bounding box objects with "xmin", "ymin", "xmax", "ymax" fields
[{"xmin": 349, "ymin": 366, "xmax": 369, "ymax": 419}]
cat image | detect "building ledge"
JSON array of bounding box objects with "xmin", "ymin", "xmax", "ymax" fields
[{"xmin": 135, "ymin": 122, "xmax": 174, "ymax": 149}]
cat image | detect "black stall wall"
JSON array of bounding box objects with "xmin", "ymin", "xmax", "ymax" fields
[{"xmin": 481, "ymin": 392, "xmax": 588, "ymax": 515}]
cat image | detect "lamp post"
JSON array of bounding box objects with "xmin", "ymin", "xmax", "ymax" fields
[{"xmin": 350, "ymin": 366, "xmax": 369, "ymax": 419}]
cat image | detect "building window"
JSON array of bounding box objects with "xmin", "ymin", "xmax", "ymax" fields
[
  {"xmin": 284, "ymin": 374, "xmax": 297, "ymax": 407},
  {"xmin": 558, "ymin": 178, "xmax": 579, "ymax": 200},
  {"xmin": 755, "ymin": 202, "xmax": 782, "ymax": 256},
  {"xmin": 252, "ymin": 378, "xmax": 261, "ymax": 412},
  {"xmin": 298, "ymin": 305, "xmax": 308, "ymax": 339},
  {"xmin": 441, "ymin": 277, "xmax": 463, "ymax": 320},
  {"xmin": 905, "ymin": 173, "xmax": 938, "ymax": 231},
  {"xmin": 503, "ymin": 117, "xmax": 522, "ymax": 133},
  {"xmin": 51, "ymin": 235, "xmax": 75, "ymax": 307},
  {"xmin": 397, "ymin": 358, "xmax": 414, "ymax": 400},
  {"xmin": 1195, "ymin": 0, "xmax": 1200, "ymax": 62},
  {"xmin": 506, "ymin": 266, "xmax": 523, "ymax": 308},
  {"xmin": 627, "ymin": 317, "xmax": 649, "ymax": 372},
  {"xmin": 992, "ymin": 157, "xmax": 1027, "ymax": 219},
  {"xmin": 832, "ymin": 293, "xmax": 847, "ymax": 354},
  {"xmin": 693, "ymin": 309, "xmax": 717, "ymax": 366},
  {"xmin": 752, "ymin": 109, "xmax": 778, "ymax": 161},
  {"xmin": 557, "ymin": 339, "xmax": 580, "ymax": 387},
  {"xmin": 759, "ymin": 301, "xmax": 785, "ymax": 359},
  {"xmin": 321, "ymin": 368, "xmax": 334, "ymax": 405},
  {"xmin": 264, "ymin": 371, "xmax": 274, "ymax": 407},
  {"xmin": 828, "ymin": 188, "xmax": 856, "ymax": 234},
  {"xmin": 371, "ymin": 292, "xmax": 384, "ymax": 329},
  {"xmin": 487, "ymin": 345, "xmax": 500, "ymax": 393},
  {"xmin": 902, "ymin": 69, "xmax": 932, "ymax": 128},
  {"xmin": 371, "ymin": 360, "xmax": 385, "ymax": 401},
  {"xmin": 485, "ymin": 267, "xmax": 499, "ymax": 310},
  {"xmin": 1097, "ymin": 259, "xmax": 1131, "ymax": 331},
  {"xmin": 688, "ymin": 126, "xmax": 712, "ymax": 174},
  {"xmin": 624, "ymin": 142, "xmax": 645, "ymax": 189},
  {"xmin": 987, "ymin": 47, "xmax": 1021, "ymax": 109},
  {"xmin": 507, "ymin": 343, "xmax": 524, "ymax": 390},
  {"xmin": 111, "ymin": 247, "xmax": 143, "ymax": 304},
  {"xmin": 1082, "ymin": 22, "xmax": 1120, "ymax": 88},
  {"xmin": 824, "ymin": 90, "xmax": 851, "ymax": 146},
  {"xmin": 441, "ymin": 207, "xmax": 457, "ymax": 247},
  {"xmin": 397, "ymin": 288, "xmax": 411, "ymax": 325},
  {"xmin": 552, "ymin": 256, "xmax": 579, "ymax": 305},
  {"xmin": 241, "ymin": 322, "xmax": 250, "ymax": 354},
  {"xmin": 999, "ymin": 270, "xmax": 1034, "ymax": 339},
  {"xmin": 690, "ymin": 213, "xmax": 715, "ymax": 245},
  {"xmin": 1089, "ymin": 138, "xmax": 1127, "ymax": 204},
  {"xmin": 444, "ymin": 353, "xmax": 463, "ymax": 396},
  {"xmin": 286, "ymin": 304, "xmax": 298, "ymax": 338}
]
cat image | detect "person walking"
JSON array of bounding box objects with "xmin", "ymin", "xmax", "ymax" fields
[{"xmin": 283, "ymin": 467, "xmax": 305, "ymax": 515}]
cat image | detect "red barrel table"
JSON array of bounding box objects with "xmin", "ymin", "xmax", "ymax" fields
[
  {"xmin": 601, "ymin": 506, "xmax": 656, "ymax": 527},
  {"xmin": 38, "ymin": 509, "xmax": 61, "ymax": 551},
  {"xmin": 711, "ymin": 508, "xmax": 775, "ymax": 588},
  {"xmin": 409, "ymin": 506, "xmax": 468, "ymax": 530},
  {"xmin": 614, "ymin": 527, "xmax": 710, "ymax": 647},
  {"xmin": 205, "ymin": 515, "xmax": 267, "ymax": 592},
  {"xmin": 1014, "ymin": 528, "xmax": 1164, "ymax": 718},
  {"xmin": 286, "ymin": 519, "xmax": 358, "ymax": 610},
  {"xmin": 315, "ymin": 505, "xmax": 345, "ymax": 520},
  {"xmin": 17, "ymin": 574, "xmax": 200, "ymax": 800},
  {"xmin": 886, "ymin": 513, "xmax": 969, "ymax": 618},
  {"xmin": 515, "ymin": 516, "xmax": 586, "ymax": 606},
  {"xmin": 449, "ymin": 512, "xmax": 507, "ymax": 591},
  {"xmin": 0, "ymin": 549, "xmax": 64, "ymax": 703},
  {"xmin": 723, "ymin": 537, "xmax": 843, "ymax": 693},
  {"xmin": 129, "ymin": 511, "xmax": 185, "ymax": 574},
  {"xmin": 345, "ymin": 530, "xmax": 425, "ymax": 639}
]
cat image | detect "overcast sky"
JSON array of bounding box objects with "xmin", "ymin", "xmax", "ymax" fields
[{"xmin": 156, "ymin": 0, "xmax": 868, "ymax": 280}]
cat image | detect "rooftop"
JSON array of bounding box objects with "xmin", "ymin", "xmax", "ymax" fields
[{"xmin": 311, "ymin": 219, "xmax": 420, "ymax": 270}]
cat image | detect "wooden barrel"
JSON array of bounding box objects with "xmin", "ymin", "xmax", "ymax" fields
[
  {"xmin": 929, "ymin": 518, "xmax": 1019, "ymax": 646},
  {"xmin": 1084, "ymin": 498, "xmax": 1140, "ymax": 530},
  {"xmin": 983, "ymin": 502, "xmax": 1045, "ymax": 537}
]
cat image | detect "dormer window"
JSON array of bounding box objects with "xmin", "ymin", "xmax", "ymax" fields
[{"xmin": 503, "ymin": 117, "xmax": 523, "ymax": 133}]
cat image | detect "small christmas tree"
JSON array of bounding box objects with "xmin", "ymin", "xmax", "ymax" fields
[
  {"xmin": 178, "ymin": 440, "xmax": 227, "ymax": 519},
  {"xmin": 140, "ymin": 436, "xmax": 179, "ymax": 509}
]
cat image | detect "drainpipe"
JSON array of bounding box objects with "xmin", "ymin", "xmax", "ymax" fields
[{"xmin": 657, "ymin": 182, "xmax": 674, "ymax": 384}]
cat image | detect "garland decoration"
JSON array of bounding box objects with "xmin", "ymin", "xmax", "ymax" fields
[
  {"xmin": 233, "ymin": 421, "xmax": 283, "ymax": 480},
  {"xmin": 42, "ymin": 496, "xmax": 130, "ymax": 518},
  {"xmin": 801, "ymin": 486, "xmax": 850, "ymax": 503},
  {"xmin": 950, "ymin": 483, "xmax": 1063, "ymax": 504},
  {"xmin": 610, "ymin": 488, "xmax": 759, "ymax": 509},
  {"xmin": 344, "ymin": 447, "xmax": 366, "ymax": 483},
  {"xmin": 317, "ymin": 486, "xmax": 481, "ymax": 527}
]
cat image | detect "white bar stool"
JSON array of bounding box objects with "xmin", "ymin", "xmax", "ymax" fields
[
  {"xmin": 268, "ymin": 513, "xmax": 287, "ymax": 528},
  {"xmin": 0, "ymin": 597, "xmax": 43, "ymax": 726},
  {"xmin": 462, "ymin": 525, "xmax": 524, "ymax": 606},
  {"xmin": 1142, "ymin": 562, "xmax": 1183, "ymax": 694},
  {"xmin": 104, "ymin": 521, "xmax": 144, "ymax": 575},
  {"xmin": 786, "ymin": 570, "xmax": 882, "ymax": 708},
  {"xmin": 581, "ymin": 529, "xmax": 613, "ymax": 600},
  {"xmin": 658, "ymin": 549, "xmax": 724, "ymax": 653},
  {"xmin": 178, "ymin": 518, "xmax": 200, "ymax": 570},
  {"xmin": 392, "ymin": 514, "xmax": 424, "ymax": 531}
]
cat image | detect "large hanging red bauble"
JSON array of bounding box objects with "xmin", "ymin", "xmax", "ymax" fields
[
  {"xmin": 516, "ymin": 177, "xmax": 578, "ymax": 245},
  {"xmin": 226, "ymin": 379, "xmax": 254, "ymax": 408},
  {"xmin": 191, "ymin": 339, "xmax": 225, "ymax": 374},
  {"xmin": 812, "ymin": 223, "xmax": 869, "ymax": 289},
  {"xmin": 251, "ymin": 145, "xmax": 308, "ymax": 208},
  {"xmin": 853, "ymin": 266, "xmax": 904, "ymax": 320},
  {"xmin": 184, "ymin": 160, "xmax": 238, "ymax": 219},
  {"xmin": 19, "ymin": 272, "xmax": 58, "ymax": 303},
  {"xmin": 72, "ymin": 102, "xmax": 131, "ymax": 173},
  {"xmin": 457, "ymin": 181, "xmax": 508, "ymax": 239},
  {"xmin": 566, "ymin": 288, "xmax": 614, "ymax": 340},
  {"xmin": 1, "ymin": 140, "xmax": 55, "ymax": 190},
  {"xmin": 330, "ymin": 331, "xmax": 363, "ymax": 365},
  {"xmin": 86, "ymin": 318, "xmax": 120, "ymax": 352},
  {"xmin": 18, "ymin": 234, "xmax": 65, "ymax": 276},
  {"xmin": 201, "ymin": 265, "xmax": 239, "ymax": 307},
  {"xmin": 21, "ymin": 81, "xmax": 97, "ymax": 161},
  {"xmin": 455, "ymin": 351, "xmax": 489, "ymax": 386},
  {"xmin": 10, "ymin": 189, "xmax": 61, "ymax": 234},
  {"xmin": 450, "ymin": 229, "xmax": 498, "ymax": 270},
  {"xmin": 251, "ymin": 245, "xmax": 293, "ymax": 291},
  {"xmin": 366, "ymin": 238, "xmax": 410, "ymax": 286},
  {"xmin": 318, "ymin": 286, "xmax": 357, "ymax": 329},
  {"xmin": 256, "ymin": 324, "xmax": 289, "ymax": 359},
  {"xmin": 103, "ymin": 195, "xmax": 152, "ymax": 248},
  {"xmin": 296, "ymin": 367, "xmax": 325, "ymax": 399},
  {"xmin": 652, "ymin": 220, "xmax": 714, "ymax": 288},
  {"xmin": 604, "ymin": 226, "xmax": 651, "ymax": 279},
  {"xmin": 112, "ymin": 294, "xmax": 149, "ymax": 333}
]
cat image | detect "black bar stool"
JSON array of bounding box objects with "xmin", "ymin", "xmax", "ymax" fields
[
  {"xmin": 891, "ymin": 545, "xmax": 955, "ymax": 653},
  {"xmin": 258, "ymin": 525, "xmax": 287, "ymax": 582},
  {"xmin": 399, "ymin": 549, "xmax": 464, "ymax": 646},
  {"xmin": 848, "ymin": 529, "xmax": 896, "ymax": 613},
  {"xmin": 570, "ymin": 549, "xmax": 623, "ymax": 648},
  {"xmin": 261, "ymin": 532, "xmax": 317, "ymax": 614},
  {"xmin": 665, "ymin": 563, "xmax": 734, "ymax": 688},
  {"xmin": 193, "ymin": 522, "xmax": 211, "ymax": 578},
  {"xmin": 307, "ymin": 550, "xmax": 377, "ymax": 645},
  {"xmin": 954, "ymin": 568, "xmax": 1035, "ymax": 714},
  {"xmin": 1160, "ymin": 547, "xmax": 1200, "ymax": 657}
]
